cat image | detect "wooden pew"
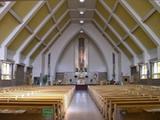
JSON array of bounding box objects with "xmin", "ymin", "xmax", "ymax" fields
[
  {"xmin": 0, "ymin": 86, "xmax": 75, "ymax": 120},
  {"xmin": 88, "ymin": 85, "xmax": 160, "ymax": 120}
]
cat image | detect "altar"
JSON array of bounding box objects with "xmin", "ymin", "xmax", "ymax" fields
[
  {"xmin": 77, "ymin": 79, "xmax": 85, "ymax": 85},
  {"xmin": 75, "ymin": 71, "xmax": 87, "ymax": 85}
]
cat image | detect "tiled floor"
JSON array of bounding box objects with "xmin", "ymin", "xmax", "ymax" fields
[{"xmin": 64, "ymin": 91, "xmax": 104, "ymax": 120}]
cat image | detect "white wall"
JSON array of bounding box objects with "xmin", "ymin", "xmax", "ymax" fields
[
  {"xmin": 115, "ymin": 51, "xmax": 120, "ymax": 81},
  {"xmin": 56, "ymin": 35, "xmax": 107, "ymax": 73},
  {"xmin": 32, "ymin": 23, "xmax": 132, "ymax": 83},
  {"xmin": 44, "ymin": 53, "xmax": 48, "ymax": 75},
  {"xmin": 149, "ymin": 48, "xmax": 157, "ymax": 60},
  {"xmin": 88, "ymin": 39, "xmax": 107, "ymax": 72},
  {"xmin": 84, "ymin": 23, "xmax": 120, "ymax": 80},
  {"xmin": 121, "ymin": 52, "xmax": 131, "ymax": 76},
  {"xmin": 56, "ymin": 40, "xmax": 75, "ymax": 72},
  {"xmin": 45, "ymin": 23, "xmax": 81, "ymax": 83},
  {"xmin": 32, "ymin": 54, "xmax": 42, "ymax": 77}
]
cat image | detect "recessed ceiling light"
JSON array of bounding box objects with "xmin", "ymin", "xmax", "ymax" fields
[
  {"xmin": 80, "ymin": 11, "xmax": 84, "ymax": 15},
  {"xmin": 80, "ymin": 20, "xmax": 84, "ymax": 24},
  {"xmin": 80, "ymin": 30, "xmax": 84, "ymax": 33},
  {"xmin": 79, "ymin": 0, "xmax": 85, "ymax": 3}
]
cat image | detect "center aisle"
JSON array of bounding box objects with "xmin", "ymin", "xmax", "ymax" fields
[{"xmin": 64, "ymin": 91, "xmax": 104, "ymax": 120}]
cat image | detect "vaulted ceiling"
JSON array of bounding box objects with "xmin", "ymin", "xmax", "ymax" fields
[{"xmin": 0, "ymin": 0, "xmax": 160, "ymax": 65}]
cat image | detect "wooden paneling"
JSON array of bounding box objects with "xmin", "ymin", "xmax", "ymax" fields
[
  {"xmin": 12, "ymin": 1, "xmax": 37, "ymax": 19},
  {"xmin": 93, "ymin": 13, "xmax": 105, "ymax": 28},
  {"xmin": 127, "ymin": 0, "xmax": 153, "ymax": 18},
  {"xmin": 8, "ymin": 28, "xmax": 31, "ymax": 51},
  {"xmin": 44, "ymin": 28, "xmax": 58, "ymax": 45},
  {"xmin": 145, "ymin": 11, "xmax": 160, "ymax": 37},
  {"xmin": 54, "ymin": 1, "xmax": 68, "ymax": 20},
  {"xmin": 109, "ymin": 17, "xmax": 126, "ymax": 38},
  {"xmin": 133, "ymin": 27, "xmax": 157, "ymax": 49},
  {"xmin": 48, "ymin": 0, "xmax": 59, "ymax": 9},
  {"xmin": 37, "ymin": 19, "xmax": 54, "ymax": 38},
  {"xmin": 0, "ymin": 13, "xmax": 19, "ymax": 44},
  {"xmin": 115, "ymin": 4, "xmax": 137, "ymax": 30},
  {"xmin": 125, "ymin": 36, "xmax": 143, "ymax": 55},
  {"xmin": 104, "ymin": 0, "xmax": 116, "ymax": 10},
  {"xmin": 105, "ymin": 27, "xmax": 120, "ymax": 43},
  {"xmin": 118, "ymin": 43, "xmax": 133, "ymax": 59},
  {"xmin": 96, "ymin": 1, "xmax": 110, "ymax": 21},
  {"xmin": 30, "ymin": 44, "xmax": 45, "ymax": 60},
  {"xmin": 15, "ymin": 64, "xmax": 25, "ymax": 85},
  {"xmin": 21, "ymin": 37, "xmax": 39, "ymax": 56},
  {"xmin": 28, "ymin": 4, "xmax": 49, "ymax": 30},
  {"xmin": 58, "ymin": 13, "xmax": 70, "ymax": 29}
]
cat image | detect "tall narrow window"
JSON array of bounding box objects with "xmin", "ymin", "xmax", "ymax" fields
[
  {"xmin": 112, "ymin": 53, "xmax": 115, "ymax": 79},
  {"xmin": 152, "ymin": 61, "xmax": 160, "ymax": 79},
  {"xmin": 0, "ymin": 61, "xmax": 13, "ymax": 80},
  {"xmin": 140, "ymin": 64, "xmax": 148, "ymax": 79},
  {"xmin": 48, "ymin": 53, "xmax": 51, "ymax": 79}
]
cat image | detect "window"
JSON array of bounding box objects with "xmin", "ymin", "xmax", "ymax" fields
[
  {"xmin": 48, "ymin": 53, "xmax": 51, "ymax": 80},
  {"xmin": 152, "ymin": 61, "xmax": 160, "ymax": 79},
  {"xmin": 0, "ymin": 62, "xmax": 13, "ymax": 80},
  {"xmin": 140, "ymin": 64, "xmax": 148, "ymax": 79},
  {"xmin": 112, "ymin": 53, "xmax": 115, "ymax": 79}
]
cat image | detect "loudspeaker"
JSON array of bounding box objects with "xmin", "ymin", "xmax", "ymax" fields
[{"xmin": 122, "ymin": 76, "xmax": 130, "ymax": 85}]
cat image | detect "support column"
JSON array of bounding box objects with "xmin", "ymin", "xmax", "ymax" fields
[
  {"xmin": 0, "ymin": 46, "xmax": 7, "ymax": 60},
  {"xmin": 40, "ymin": 53, "xmax": 45, "ymax": 86},
  {"xmin": 14, "ymin": 53, "xmax": 21, "ymax": 64},
  {"xmin": 157, "ymin": 46, "xmax": 160, "ymax": 59},
  {"xmin": 24, "ymin": 57, "xmax": 31, "ymax": 67},
  {"xmin": 118, "ymin": 52, "xmax": 122, "ymax": 83}
]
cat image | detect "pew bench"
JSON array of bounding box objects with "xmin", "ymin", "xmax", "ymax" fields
[
  {"xmin": 88, "ymin": 85, "xmax": 160, "ymax": 120},
  {"xmin": 0, "ymin": 86, "xmax": 75, "ymax": 120}
]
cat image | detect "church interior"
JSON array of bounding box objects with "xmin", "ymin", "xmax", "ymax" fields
[{"xmin": 0, "ymin": 0, "xmax": 160, "ymax": 120}]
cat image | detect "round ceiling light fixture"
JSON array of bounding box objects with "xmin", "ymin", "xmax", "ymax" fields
[
  {"xmin": 79, "ymin": 0, "xmax": 85, "ymax": 3},
  {"xmin": 80, "ymin": 30, "xmax": 84, "ymax": 33},
  {"xmin": 80, "ymin": 11, "xmax": 84, "ymax": 15},
  {"xmin": 80, "ymin": 20, "xmax": 84, "ymax": 24}
]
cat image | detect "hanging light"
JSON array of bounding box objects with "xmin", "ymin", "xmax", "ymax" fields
[{"xmin": 80, "ymin": 20, "xmax": 84, "ymax": 24}]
